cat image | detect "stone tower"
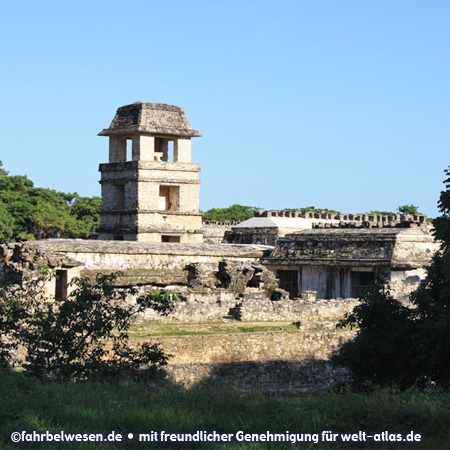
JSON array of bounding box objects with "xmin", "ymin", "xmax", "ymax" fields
[{"xmin": 97, "ymin": 102, "xmax": 203, "ymax": 242}]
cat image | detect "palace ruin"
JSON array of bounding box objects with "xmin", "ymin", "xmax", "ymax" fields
[{"xmin": 0, "ymin": 101, "xmax": 439, "ymax": 391}]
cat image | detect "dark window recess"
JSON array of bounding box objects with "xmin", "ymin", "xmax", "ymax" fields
[
  {"xmin": 277, "ymin": 270, "xmax": 299, "ymax": 299},
  {"xmin": 159, "ymin": 185, "xmax": 180, "ymax": 211},
  {"xmin": 351, "ymin": 271, "xmax": 375, "ymax": 298},
  {"xmin": 55, "ymin": 270, "xmax": 68, "ymax": 299},
  {"xmin": 162, "ymin": 235, "xmax": 181, "ymax": 243},
  {"xmin": 114, "ymin": 184, "xmax": 125, "ymax": 209},
  {"xmin": 113, "ymin": 235, "xmax": 124, "ymax": 241}
]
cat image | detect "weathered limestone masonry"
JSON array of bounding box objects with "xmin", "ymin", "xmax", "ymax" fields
[
  {"xmin": 225, "ymin": 209, "xmax": 431, "ymax": 246},
  {"xmin": 0, "ymin": 239, "xmax": 362, "ymax": 326},
  {"xmin": 263, "ymin": 215, "xmax": 438, "ymax": 301},
  {"xmin": 0, "ymin": 239, "xmax": 271, "ymax": 303},
  {"xmin": 225, "ymin": 209, "xmax": 345, "ymax": 245},
  {"xmin": 98, "ymin": 102, "xmax": 203, "ymax": 243},
  {"xmin": 133, "ymin": 330, "xmax": 356, "ymax": 391},
  {"xmin": 202, "ymin": 221, "xmax": 239, "ymax": 244},
  {"xmin": 233, "ymin": 298, "xmax": 360, "ymax": 325},
  {"xmin": 0, "ymin": 102, "xmax": 441, "ymax": 392}
]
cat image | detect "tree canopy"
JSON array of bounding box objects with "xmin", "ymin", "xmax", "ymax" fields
[
  {"xmin": 397, "ymin": 204, "xmax": 421, "ymax": 215},
  {"xmin": 202, "ymin": 204, "xmax": 260, "ymax": 223},
  {"xmin": 0, "ymin": 161, "xmax": 100, "ymax": 243}
]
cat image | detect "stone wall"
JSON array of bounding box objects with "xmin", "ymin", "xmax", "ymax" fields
[
  {"xmin": 234, "ymin": 299, "xmax": 360, "ymax": 323},
  {"xmin": 255, "ymin": 209, "xmax": 428, "ymax": 227},
  {"xmin": 201, "ymin": 222, "xmax": 233, "ymax": 244},
  {"xmin": 135, "ymin": 329, "xmax": 355, "ymax": 391},
  {"xmin": 138, "ymin": 297, "xmax": 236, "ymax": 323},
  {"xmin": 137, "ymin": 296, "xmax": 359, "ymax": 324},
  {"xmin": 224, "ymin": 227, "xmax": 279, "ymax": 246}
]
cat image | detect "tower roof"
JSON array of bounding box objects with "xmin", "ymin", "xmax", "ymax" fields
[{"xmin": 98, "ymin": 102, "xmax": 202, "ymax": 137}]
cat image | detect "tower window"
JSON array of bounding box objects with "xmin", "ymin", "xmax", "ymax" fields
[
  {"xmin": 159, "ymin": 185, "xmax": 179, "ymax": 211},
  {"xmin": 154, "ymin": 138, "xmax": 174, "ymax": 161},
  {"xmin": 114, "ymin": 184, "xmax": 125, "ymax": 209},
  {"xmin": 126, "ymin": 138, "xmax": 132, "ymax": 161},
  {"xmin": 162, "ymin": 235, "xmax": 180, "ymax": 243}
]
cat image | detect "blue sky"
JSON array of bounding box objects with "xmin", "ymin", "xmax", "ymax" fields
[{"xmin": 1, "ymin": 0, "xmax": 449, "ymax": 217}]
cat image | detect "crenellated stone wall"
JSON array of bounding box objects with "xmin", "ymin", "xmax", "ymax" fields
[{"xmin": 254, "ymin": 209, "xmax": 428, "ymax": 227}]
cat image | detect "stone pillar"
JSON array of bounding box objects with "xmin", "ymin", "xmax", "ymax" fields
[
  {"xmin": 109, "ymin": 136, "xmax": 126, "ymax": 162},
  {"xmin": 174, "ymin": 138, "xmax": 191, "ymax": 162}
]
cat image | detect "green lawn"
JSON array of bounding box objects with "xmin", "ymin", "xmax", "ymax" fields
[
  {"xmin": 1, "ymin": 369, "xmax": 449, "ymax": 449},
  {"xmin": 128, "ymin": 322, "xmax": 300, "ymax": 337}
]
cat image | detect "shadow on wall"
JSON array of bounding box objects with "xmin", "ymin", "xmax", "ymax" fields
[{"xmin": 163, "ymin": 359, "xmax": 350, "ymax": 394}]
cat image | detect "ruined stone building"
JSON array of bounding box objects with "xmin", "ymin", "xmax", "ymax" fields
[
  {"xmin": 98, "ymin": 102, "xmax": 203, "ymax": 243},
  {"xmin": 262, "ymin": 215, "xmax": 437, "ymax": 300},
  {"xmin": 0, "ymin": 102, "xmax": 439, "ymax": 308}
]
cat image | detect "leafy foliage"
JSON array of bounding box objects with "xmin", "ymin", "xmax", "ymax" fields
[
  {"xmin": 407, "ymin": 167, "xmax": 450, "ymax": 386},
  {"xmin": 202, "ymin": 205, "xmax": 344, "ymax": 223},
  {"xmin": 332, "ymin": 277, "xmax": 419, "ymax": 390},
  {"xmin": 293, "ymin": 206, "xmax": 340, "ymax": 214},
  {"xmin": 202, "ymin": 204, "xmax": 259, "ymax": 223},
  {"xmin": 368, "ymin": 210, "xmax": 395, "ymax": 215},
  {"xmin": 397, "ymin": 204, "xmax": 421, "ymax": 215},
  {"xmin": 0, "ymin": 275, "xmax": 47, "ymax": 368},
  {"xmin": 0, "ymin": 272, "xmax": 177, "ymax": 381},
  {"xmin": 0, "ymin": 161, "xmax": 101, "ymax": 243},
  {"xmin": 138, "ymin": 289, "xmax": 179, "ymax": 315},
  {"xmin": 333, "ymin": 167, "xmax": 450, "ymax": 390}
]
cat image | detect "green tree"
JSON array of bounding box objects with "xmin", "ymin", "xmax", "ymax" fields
[
  {"xmin": 397, "ymin": 204, "xmax": 420, "ymax": 215},
  {"xmin": 297, "ymin": 206, "xmax": 340, "ymax": 214},
  {"xmin": 0, "ymin": 201, "xmax": 14, "ymax": 244},
  {"xmin": 331, "ymin": 277, "xmax": 418, "ymax": 390},
  {"xmin": 0, "ymin": 161, "xmax": 100, "ymax": 242},
  {"xmin": 368, "ymin": 210, "xmax": 395, "ymax": 216},
  {"xmin": 2, "ymin": 272, "xmax": 176, "ymax": 381},
  {"xmin": 67, "ymin": 195, "xmax": 101, "ymax": 238},
  {"xmin": 408, "ymin": 167, "xmax": 450, "ymax": 386},
  {"xmin": 33, "ymin": 201, "xmax": 73, "ymax": 239},
  {"xmin": 203, "ymin": 204, "xmax": 259, "ymax": 223}
]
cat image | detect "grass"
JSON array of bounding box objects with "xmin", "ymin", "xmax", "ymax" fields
[
  {"xmin": 1, "ymin": 369, "xmax": 450, "ymax": 449},
  {"xmin": 128, "ymin": 322, "xmax": 300, "ymax": 337}
]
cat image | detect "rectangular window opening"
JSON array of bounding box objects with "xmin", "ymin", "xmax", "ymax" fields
[
  {"xmin": 167, "ymin": 140, "xmax": 174, "ymax": 162},
  {"xmin": 277, "ymin": 270, "xmax": 299, "ymax": 299},
  {"xmin": 162, "ymin": 235, "xmax": 180, "ymax": 243},
  {"xmin": 55, "ymin": 270, "xmax": 68, "ymax": 299},
  {"xmin": 126, "ymin": 138, "xmax": 132, "ymax": 161},
  {"xmin": 159, "ymin": 185, "xmax": 180, "ymax": 211},
  {"xmin": 351, "ymin": 271, "xmax": 375, "ymax": 298},
  {"xmin": 154, "ymin": 138, "xmax": 174, "ymax": 161},
  {"xmin": 115, "ymin": 184, "xmax": 125, "ymax": 209}
]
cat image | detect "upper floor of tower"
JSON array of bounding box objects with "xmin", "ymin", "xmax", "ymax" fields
[{"xmin": 98, "ymin": 102, "xmax": 201, "ymax": 164}]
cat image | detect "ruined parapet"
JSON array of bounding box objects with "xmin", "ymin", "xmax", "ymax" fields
[
  {"xmin": 202, "ymin": 220, "xmax": 242, "ymax": 226},
  {"xmin": 318, "ymin": 213, "xmax": 428, "ymax": 229},
  {"xmin": 251, "ymin": 210, "xmax": 428, "ymax": 228},
  {"xmin": 0, "ymin": 241, "xmax": 83, "ymax": 298},
  {"xmin": 262, "ymin": 225, "xmax": 438, "ymax": 300}
]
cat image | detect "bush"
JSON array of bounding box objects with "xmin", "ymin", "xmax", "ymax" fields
[
  {"xmin": 332, "ymin": 278, "xmax": 419, "ymax": 390},
  {"xmin": 0, "ymin": 272, "xmax": 176, "ymax": 381}
]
